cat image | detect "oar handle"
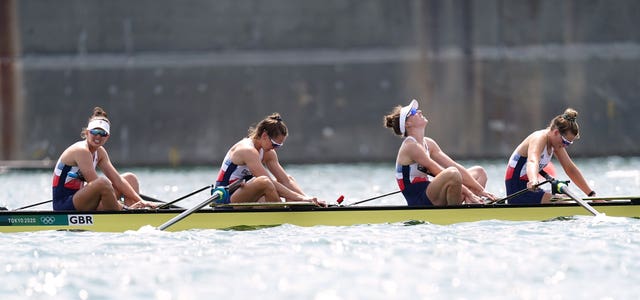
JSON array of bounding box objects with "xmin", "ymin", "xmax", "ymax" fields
[
  {"xmin": 488, "ymin": 179, "xmax": 550, "ymax": 204},
  {"xmin": 490, "ymin": 169, "xmax": 561, "ymax": 204},
  {"xmin": 227, "ymin": 179, "xmax": 244, "ymax": 194},
  {"xmin": 538, "ymin": 170, "xmax": 554, "ymax": 182}
]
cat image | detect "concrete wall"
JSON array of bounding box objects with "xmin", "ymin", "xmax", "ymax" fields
[{"xmin": 3, "ymin": 0, "xmax": 640, "ymax": 166}]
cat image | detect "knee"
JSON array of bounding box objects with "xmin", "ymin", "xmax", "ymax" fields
[
  {"xmin": 121, "ymin": 172, "xmax": 136, "ymax": 180},
  {"xmin": 253, "ymin": 176, "xmax": 276, "ymax": 191},
  {"xmin": 469, "ymin": 166, "xmax": 488, "ymax": 184},
  {"xmin": 442, "ymin": 167, "xmax": 462, "ymax": 184},
  {"xmin": 469, "ymin": 166, "xmax": 487, "ymax": 177},
  {"xmin": 121, "ymin": 172, "xmax": 139, "ymax": 184},
  {"xmin": 94, "ymin": 177, "xmax": 115, "ymax": 192}
]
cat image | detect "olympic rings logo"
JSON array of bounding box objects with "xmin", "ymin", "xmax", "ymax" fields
[{"xmin": 40, "ymin": 216, "xmax": 56, "ymax": 225}]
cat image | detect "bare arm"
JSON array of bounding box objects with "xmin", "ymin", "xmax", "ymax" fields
[
  {"xmin": 263, "ymin": 150, "xmax": 304, "ymax": 194},
  {"xmin": 401, "ymin": 139, "xmax": 483, "ymax": 204},
  {"xmin": 526, "ymin": 131, "xmax": 547, "ymax": 189},
  {"xmin": 97, "ymin": 148, "xmax": 144, "ymax": 206},
  {"xmin": 555, "ymin": 147, "xmax": 594, "ymax": 195},
  {"xmin": 400, "ymin": 139, "xmax": 443, "ymax": 176},
  {"xmin": 70, "ymin": 147, "xmax": 101, "ymax": 183},
  {"xmin": 426, "ymin": 138, "xmax": 489, "ymax": 197},
  {"xmin": 237, "ymin": 147, "xmax": 311, "ymax": 202},
  {"xmin": 263, "ymin": 150, "xmax": 321, "ymax": 203}
]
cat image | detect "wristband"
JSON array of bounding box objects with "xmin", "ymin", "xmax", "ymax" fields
[{"xmin": 588, "ymin": 191, "xmax": 596, "ymax": 197}]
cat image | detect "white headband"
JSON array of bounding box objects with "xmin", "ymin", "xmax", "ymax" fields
[{"xmin": 87, "ymin": 119, "xmax": 110, "ymax": 135}]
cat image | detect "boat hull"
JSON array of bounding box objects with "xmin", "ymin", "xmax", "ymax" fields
[{"xmin": 1, "ymin": 202, "xmax": 638, "ymax": 233}]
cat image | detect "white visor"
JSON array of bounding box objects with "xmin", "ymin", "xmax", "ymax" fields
[
  {"xmin": 87, "ymin": 119, "xmax": 110, "ymax": 135},
  {"xmin": 399, "ymin": 99, "xmax": 419, "ymax": 135}
]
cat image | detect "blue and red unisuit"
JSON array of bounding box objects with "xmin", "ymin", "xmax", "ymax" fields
[
  {"xmin": 215, "ymin": 139, "xmax": 263, "ymax": 188},
  {"xmin": 504, "ymin": 146, "xmax": 553, "ymax": 204},
  {"xmin": 51, "ymin": 145, "xmax": 98, "ymax": 210},
  {"xmin": 395, "ymin": 136, "xmax": 433, "ymax": 206}
]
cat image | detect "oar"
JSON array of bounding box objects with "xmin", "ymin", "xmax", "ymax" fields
[
  {"xmin": 139, "ymin": 194, "xmax": 184, "ymax": 209},
  {"xmin": 539, "ymin": 170, "xmax": 601, "ymax": 216},
  {"xmin": 142, "ymin": 185, "xmax": 212, "ymax": 209},
  {"xmin": 487, "ymin": 180, "xmax": 551, "ymax": 204},
  {"xmin": 340, "ymin": 190, "xmax": 402, "ymax": 206},
  {"xmin": 12, "ymin": 200, "xmax": 53, "ymax": 211},
  {"xmin": 551, "ymin": 195, "xmax": 640, "ymax": 202},
  {"xmin": 156, "ymin": 193, "xmax": 222, "ymax": 231},
  {"xmin": 156, "ymin": 180, "xmax": 243, "ymax": 231},
  {"xmin": 214, "ymin": 201, "xmax": 319, "ymax": 208}
]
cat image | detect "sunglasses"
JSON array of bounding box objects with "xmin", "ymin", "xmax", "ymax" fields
[
  {"xmin": 89, "ymin": 128, "xmax": 109, "ymax": 137},
  {"xmin": 270, "ymin": 137, "xmax": 283, "ymax": 149},
  {"xmin": 408, "ymin": 107, "xmax": 418, "ymax": 118},
  {"xmin": 561, "ymin": 134, "xmax": 573, "ymax": 147}
]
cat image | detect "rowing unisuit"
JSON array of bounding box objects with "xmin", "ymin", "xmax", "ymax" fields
[
  {"xmin": 504, "ymin": 145, "xmax": 554, "ymax": 204},
  {"xmin": 215, "ymin": 138, "xmax": 264, "ymax": 187},
  {"xmin": 52, "ymin": 141, "xmax": 99, "ymax": 210},
  {"xmin": 396, "ymin": 136, "xmax": 433, "ymax": 206}
]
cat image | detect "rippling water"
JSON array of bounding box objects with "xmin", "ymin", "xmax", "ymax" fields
[{"xmin": 1, "ymin": 157, "xmax": 640, "ymax": 299}]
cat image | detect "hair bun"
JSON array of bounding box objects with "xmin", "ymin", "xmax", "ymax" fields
[
  {"xmin": 270, "ymin": 115, "xmax": 282, "ymax": 122},
  {"xmin": 92, "ymin": 106, "xmax": 108, "ymax": 118},
  {"xmin": 562, "ymin": 113, "xmax": 576, "ymax": 122},
  {"xmin": 561, "ymin": 108, "xmax": 578, "ymax": 122}
]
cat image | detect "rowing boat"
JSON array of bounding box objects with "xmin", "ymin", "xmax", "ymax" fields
[{"xmin": 1, "ymin": 199, "xmax": 638, "ymax": 233}]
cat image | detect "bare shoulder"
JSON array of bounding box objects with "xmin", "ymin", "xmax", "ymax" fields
[
  {"xmin": 234, "ymin": 139, "xmax": 258, "ymax": 153},
  {"xmin": 231, "ymin": 139, "xmax": 259, "ymax": 164},
  {"xmin": 399, "ymin": 137, "xmax": 426, "ymax": 164},
  {"xmin": 530, "ymin": 129, "xmax": 547, "ymax": 138},
  {"xmin": 423, "ymin": 137, "xmax": 439, "ymax": 148},
  {"xmin": 423, "ymin": 136, "xmax": 437, "ymax": 144},
  {"xmin": 60, "ymin": 141, "xmax": 90, "ymax": 165},
  {"xmin": 399, "ymin": 136, "xmax": 418, "ymax": 150},
  {"xmin": 527, "ymin": 130, "xmax": 548, "ymax": 145},
  {"xmin": 67, "ymin": 141, "xmax": 92, "ymax": 156},
  {"xmin": 519, "ymin": 129, "xmax": 547, "ymax": 156}
]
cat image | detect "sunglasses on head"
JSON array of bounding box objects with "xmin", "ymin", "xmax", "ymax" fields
[
  {"xmin": 89, "ymin": 128, "xmax": 109, "ymax": 137},
  {"xmin": 270, "ymin": 137, "xmax": 283, "ymax": 149},
  {"xmin": 561, "ymin": 134, "xmax": 573, "ymax": 146}
]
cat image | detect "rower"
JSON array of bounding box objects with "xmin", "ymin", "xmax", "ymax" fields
[
  {"xmin": 504, "ymin": 108, "xmax": 596, "ymax": 204},
  {"xmin": 213, "ymin": 113, "xmax": 325, "ymax": 207},
  {"xmin": 383, "ymin": 99, "xmax": 497, "ymax": 206},
  {"xmin": 51, "ymin": 107, "xmax": 156, "ymax": 211}
]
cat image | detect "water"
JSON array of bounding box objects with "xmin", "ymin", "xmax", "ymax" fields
[{"xmin": 1, "ymin": 157, "xmax": 640, "ymax": 299}]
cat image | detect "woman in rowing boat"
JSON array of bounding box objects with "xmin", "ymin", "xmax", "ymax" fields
[
  {"xmin": 384, "ymin": 99, "xmax": 496, "ymax": 206},
  {"xmin": 214, "ymin": 113, "xmax": 325, "ymax": 206},
  {"xmin": 505, "ymin": 108, "xmax": 596, "ymax": 204},
  {"xmin": 52, "ymin": 107, "xmax": 156, "ymax": 211}
]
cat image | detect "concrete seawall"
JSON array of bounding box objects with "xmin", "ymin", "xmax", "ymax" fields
[{"xmin": 1, "ymin": 0, "xmax": 639, "ymax": 166}]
